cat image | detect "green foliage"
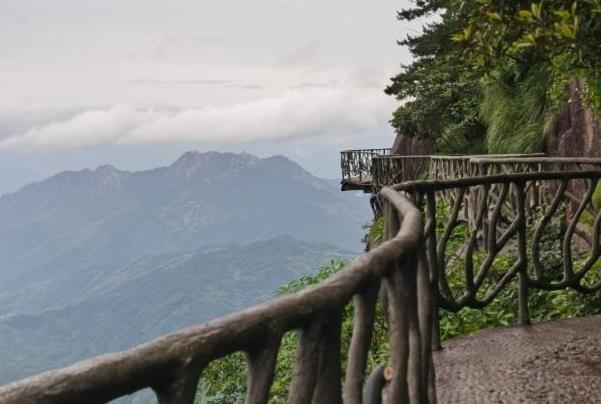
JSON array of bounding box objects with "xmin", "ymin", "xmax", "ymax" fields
[
  {"xmin": 386, "ymin": 1, "xmax": 487, "ymax": 153},
  {"xmin": 480, "ymin": 65, "xmax": 551, "ymax": 153},
  {"xmin": 388, "ymin": 1, "xmax": 601, "ymax": 155},
  {"xmin": 365, "ymin": 216, "xmax": 384, "ymax": 248},
  {"xmin": 451, "ymin": 1, "xmax": 601, "ymax": 72},
  {"xmin": 581, "ymin": 69, "xmax": 601, "ymax": 117}
]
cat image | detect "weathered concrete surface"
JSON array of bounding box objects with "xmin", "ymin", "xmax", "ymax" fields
[{"xmin": 435, "ymin": 315, "xmax": 601, "ymax": 403}]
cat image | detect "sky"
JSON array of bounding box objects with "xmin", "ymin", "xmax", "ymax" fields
[{"xmin": 0, "ymin": 0, "xmax": 418, "ymax": 194}]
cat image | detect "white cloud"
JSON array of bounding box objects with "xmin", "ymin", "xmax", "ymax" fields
[{"xmin": 0, "ymin": 88, "xmax": 395, "ymax": 151}]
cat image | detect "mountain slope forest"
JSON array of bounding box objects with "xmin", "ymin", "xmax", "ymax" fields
[
  {"xmin": 0, "ymin": 152, "xmax": 369, "ymax": 385},
  {"xmin": 387, "ymin": 0, "xmax": 601, "ymax": 155}
]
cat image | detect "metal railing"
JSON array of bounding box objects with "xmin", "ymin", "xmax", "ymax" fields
[
  {"xmin": 340, "ymin": 149, "xmax": 391, "ymax": 182},
  {"xmin": 0, "ymin": 188, "xmax": 435, "ymax": 404}
]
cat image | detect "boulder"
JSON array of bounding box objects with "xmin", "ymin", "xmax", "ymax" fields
[
  {"xmin": 546, "ymin": 78, "xmax": 601, "ymax": 158},
  {"xmin": 390, "ymin": 134, "xmax": 435, "ymax": 156}
]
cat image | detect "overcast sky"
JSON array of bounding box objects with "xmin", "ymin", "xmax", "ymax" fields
[{"xmin": 0, "ymin": 0, "xmax": 418, "ymax": 194}]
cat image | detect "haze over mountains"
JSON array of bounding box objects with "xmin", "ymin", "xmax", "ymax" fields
[{"xmin": 0, "ymin": 151, "xmax": 370, "ymax": 385}]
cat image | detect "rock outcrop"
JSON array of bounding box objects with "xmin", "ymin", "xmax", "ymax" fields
[
  {"xmin": 546, "ymin": 78, "xmax": 601, "ymax": 158},
  {"xmin": 390, "ymin": 133, "xmax": 435, "ymax": 156}
]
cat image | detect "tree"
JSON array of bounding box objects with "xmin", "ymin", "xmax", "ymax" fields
[
  {"xmin": 386, "ymin": 1, "xmax": 487, "ymax": 153},
  {"xmin": 450, "ymin": 0, "xmax": 601, "ymax": 72},
  {"xmin": 387, "ymin": 1, "xmax": 601, "ymax": 154}
]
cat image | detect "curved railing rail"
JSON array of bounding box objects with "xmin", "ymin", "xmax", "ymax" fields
[
  {"xmin": 394, "ymin": 170, "xmax": 601, "ymax": 347},
  {"xmin": 0, "ymin": 189, "xmax": 435, "ymax": 404}
]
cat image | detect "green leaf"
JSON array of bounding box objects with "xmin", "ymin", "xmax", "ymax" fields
[
  {"xmin": 555, "ymin": 22, "xmax": 574, "ymax": 38},
  {"xmin": 514, "ymin": 41, "xmax": 535, "ymax": 49},
  {"xmin": 463, "ymin": 25, "xmax": 472, "ymax": 40},
  {"xmin": 451, "ymin": 33, "xmax": 466, "ymax": 42},
  {"xmin": 553, "ymin": 9, "xmax": 571, "ymax": 19},
  {"xmin": 518, "ymin": 10, "xmax": 533, "ymax": 19},
  {"xmin": 486, "ymin": 12, "xmax": 502, "ymax": 21},
  {"xmin": 531, "ymin": 3, "xmax": 542, "ymax": 19}
]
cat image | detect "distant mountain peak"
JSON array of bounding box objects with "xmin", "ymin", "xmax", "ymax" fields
[
  {"xmin": 169, "ymin": 150, "xmax": 261, "ymax": 177},
  {"xmin": 92, "ymin": 165, "xmax": 128, "ymax": 192},
  {"xmin": 94, "ymin": 164, "xmax": 119, "ymax": 174}
]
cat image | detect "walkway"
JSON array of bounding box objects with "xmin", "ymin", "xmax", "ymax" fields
[{"xmin": 435, "ymin": 315, "xmax": 601, "ymax": 403}]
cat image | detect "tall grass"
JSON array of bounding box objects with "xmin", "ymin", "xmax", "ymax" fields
[{"xmin": 481, "ymin": 66, "xmax": 554, "ymax": 154}]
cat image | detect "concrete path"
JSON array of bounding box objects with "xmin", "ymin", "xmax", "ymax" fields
[{"xmin": 435, "ymin": 315, "xmax": 601, "ymax": 403}]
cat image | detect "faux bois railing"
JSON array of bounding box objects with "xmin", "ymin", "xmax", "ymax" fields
[
  {"xmin": 0, "ymin": 188, "xmax": 435, "ymax": 404},
  {"xmin": 394, "ymin": 170, "xmax": 601, "ymax": 348}
]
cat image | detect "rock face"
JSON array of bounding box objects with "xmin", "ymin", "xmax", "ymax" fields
[
  {"xmin": 546, "ymin": 78, "xmax": 601, "ymax": 158},
  {"xmin": 390, "ymin": 133, "xmax": 435, "ymax": 156}
]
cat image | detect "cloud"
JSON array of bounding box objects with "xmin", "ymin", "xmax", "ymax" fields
[{"xmin": 0, "ymin": 88, "xmax": 394, "ymax": 151}]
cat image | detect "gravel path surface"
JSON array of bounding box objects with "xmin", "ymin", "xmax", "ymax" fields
[{"xmin": 435, "ymin": 315, "xmax": 601, "ymax": 403}]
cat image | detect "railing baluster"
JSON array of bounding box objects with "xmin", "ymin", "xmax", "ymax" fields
[
  {"xmin": 417, "ymin": 248, "xmax": 437, "ymax": 403},
  {"xmin": 245, "ymin": 334, "xmax": 282, "ymax": 404},
  {"xmin": 344, "ymin": 282, "xmax": 380, "ymax": 404},
  {"xmin": 424, "ymin": 191, "xmax": 442, "ymax": 351},
  {"xmin": 153, "ymin": 361, "xmax": 204, "ymax": 404},
  {"xmin": 313, "ymin": 312, "xmax": 344, "ymax": 404},
  {"xmin": 287, "ymin": 319, "xmax": 324, "ymax": 404},
  {"xmin": 531, "ymin": 179, "xmax": 568, "ymax": 281},
  {"xmin": 562, "ymin": 178, "xmax": 597, "ymax": 283},
  {"xmin": 384, "ymin": 262, "xmax": 410, "ymax": 404},
  {"xmin": 515, "ymin": 182, "xmax": 530, "ymax": 326},
  {"xmin": 382, "ymin": 203, "xmax": 410, "ymax": 404}
]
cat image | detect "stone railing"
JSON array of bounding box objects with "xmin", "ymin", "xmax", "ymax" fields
[
  {"xmin": 0, "ymin": 188, "xmax": 435, "ymax": 404},
  {"xmin": 395, "ymin": 170, "xmax": 601, "ymax": 348}
]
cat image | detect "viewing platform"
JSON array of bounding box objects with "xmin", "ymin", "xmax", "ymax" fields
[{"xmin": 340, "ymin": 148, "xmax": 390, "ymax": 192}]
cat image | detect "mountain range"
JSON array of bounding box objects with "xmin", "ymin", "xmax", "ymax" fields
[{"xmin": 0, "ymin": 151, "xmax": 370, "ymax": 386}]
